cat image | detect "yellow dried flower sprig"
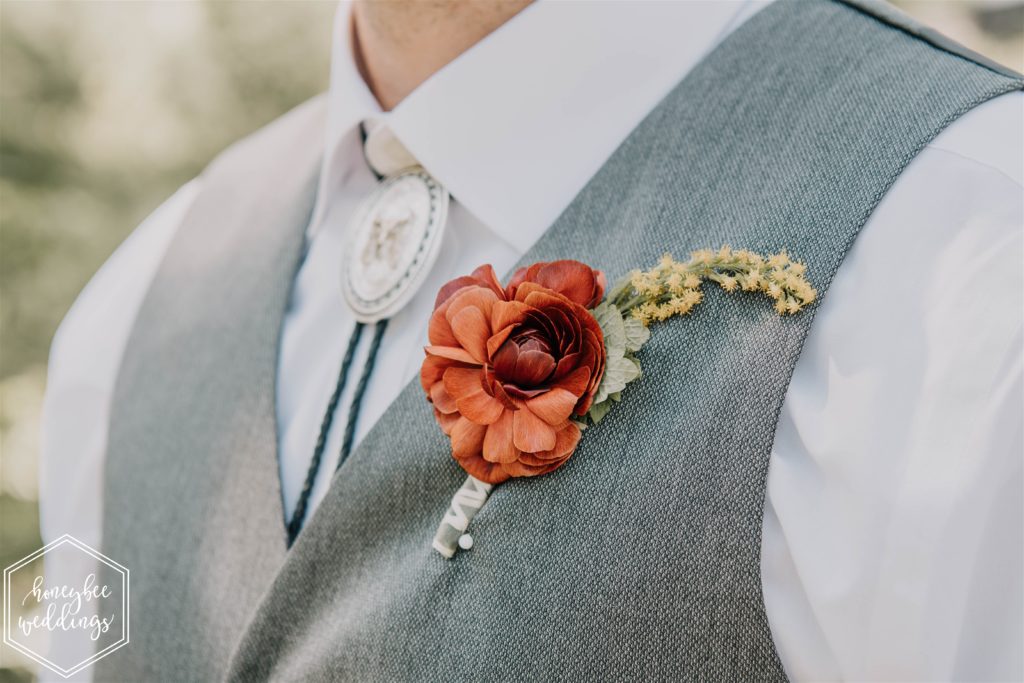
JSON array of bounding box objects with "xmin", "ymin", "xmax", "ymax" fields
[{"xmin": 609, "ymin": 246, "xmax": 817, "ymax": 325}]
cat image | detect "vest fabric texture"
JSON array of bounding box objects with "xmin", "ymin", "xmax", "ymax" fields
[{"xmin": 96, "ymin": 1, "xmax": 1023, "ymax": 680}]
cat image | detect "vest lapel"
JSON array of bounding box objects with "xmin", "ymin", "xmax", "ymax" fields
[{"xmin": 98, "ymin": 99, "xmax": 326, "ymax": 681}]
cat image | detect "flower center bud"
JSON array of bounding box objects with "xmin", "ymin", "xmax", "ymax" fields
[{"xmin": 491, "ymin": 323, "xmax": 558, "ymax": 395}]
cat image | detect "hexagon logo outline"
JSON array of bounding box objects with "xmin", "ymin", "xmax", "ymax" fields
[{"xmin": 3, "ymin": 534, "xmax": 129, "ymax": 678}]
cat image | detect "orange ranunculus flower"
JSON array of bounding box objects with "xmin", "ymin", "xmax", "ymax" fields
[{"xmin": 421, "ymin": 261, "xmax": 607, "ymax": 484}]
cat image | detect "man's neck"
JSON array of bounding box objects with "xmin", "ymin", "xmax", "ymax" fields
[{"xmin": 351, "ymin": 0, "xmax": 532, "ymax": 111}]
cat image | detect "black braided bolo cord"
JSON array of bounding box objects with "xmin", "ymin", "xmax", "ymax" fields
[
  {"xmin": 337, "ymin": 318, "xmax": 389, "ymax": 472},
  {"xmin": 286, "ymin": 318, "xmax": 389, "ymax": 546},
  {"xmin": 286, "ymin": 321, "xmax": 363, "ymax": 545}
]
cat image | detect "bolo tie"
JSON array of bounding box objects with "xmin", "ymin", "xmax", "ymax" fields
[{"xmin": 286, "ymin": 124, "xmax": 451, "ymax": 546}]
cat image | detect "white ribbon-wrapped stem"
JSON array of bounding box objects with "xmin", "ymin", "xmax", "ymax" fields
[{"xmin": 433, "ymin": 475, "xmax": 493, "ymax": 558}]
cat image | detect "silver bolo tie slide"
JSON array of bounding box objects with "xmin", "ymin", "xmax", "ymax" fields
[{"xmin": 341, "ymin": 165, "xmax": 451, "ymax": 323}]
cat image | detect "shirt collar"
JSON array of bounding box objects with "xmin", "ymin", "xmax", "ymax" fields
[
  {"xmin": 318, "ymin": 0, "xmax": 769, "ymax": 253},
  {"xmin": 325, "ymin": 3, "xmax": 380, "ymax": 146}
]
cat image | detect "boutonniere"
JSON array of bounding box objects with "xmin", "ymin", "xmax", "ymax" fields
[{"xmin": 423, "ymin": 248, "xmax": 816, "ymax": 558}]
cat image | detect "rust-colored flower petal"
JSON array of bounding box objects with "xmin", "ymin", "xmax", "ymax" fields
[
  {"xmin": 485, "ymin": 325, "xmax": 516, "ymax": 360},
  {"xmin": 428, "ymin": 301, "xmax": 461, "ymax": 348},
  {"xmin": 491, "ymin": 300, "xmax": 531, "ymax": 332},
  {"xmin": 449, "ymin": 305, "xmax": 491, "ymax": 364},
  {"xmin": 507, "ymin": 260, "xmax": 605, "ymax": 308},
  {"xmin": 554, "ymin": 365, "xmax": 591, "ymax": 398},
  {"xmin": 483, "ymin": 410, "xmax": 519, "ymax": 464},
  {"xmin": 488, "ymin": 377, "xmax": 520, "ymax": 411},
  {"xmin": 450, "ymin": 416, "xmax": 486, "ymax": 459},
  {"xmin": 445, "ymin": 287, "xmax": 500, "ymax": 364},
  {"xmin": 493, "ymin": 341, "xmax": 556, "ymax": 389},
  {"xmin": 499, "ymin": 459, "xmax": 561, "ymax": 478},
  {"xmin": 424, "ymin": 345, "xmax": 478, "ymax": 365},
  {"xmin": 457, "ymin": 453, "xmax": 512, "ymax": 485},
  {"xmin": 511, "ymin": 280, "xmax": 551, "ymax": 304},
  {"xmin": 552, "ymin": 351, "xmax": 580, "ymax": 380},
  {"xmin": 532, "ymin": 260, "xmax": 605, "ymax": 308},
  {"xmin": 434, "ymin": 264, "xmax": 505, "ymax": 310},
  {"xmin": 433, "ymin": 408, "xmax": 460, "ymax": 436},
  {"xmin": 420, "ymin": 354, "xmax": 450, "ymax": 394},
  {"xmin": 526, "ymin": 387, "xmax": 578, "ymax": 426},
  {"xmin": 520, "ymin": 287, "xmax": 577, "ymax": 313},
  {"xmin": 517, "ymin": 422, "xmax": 581, "ymax": 465},
  {"xmin": 443, "ymin": 367, "xmax": 505, "ymax": 425},
  {"xmin": 445, "ymin": 286, "xmax": 500, "ymax": 320},
  {"xmin": 594, "ymin": 270, "xmax": 607, "ymax": 305},
  {"xmin": 429, "ymin": 382, "xmax": 458, "ymax": 415},
  {"xmin": 512, "ymin": 406, "xmax": 557, "ymax": 452},
  {"xmin": 505, "ymin": 262, "xmax": 543, "ymax": 299},
  {"xmin": 517, "ymin": 349, "xmax": 556, "ymax": 385}
]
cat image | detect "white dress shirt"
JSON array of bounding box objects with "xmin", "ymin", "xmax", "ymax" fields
[{"xmin": 41, "ymin": 1, "xmax": 1023, "ymax": 680}]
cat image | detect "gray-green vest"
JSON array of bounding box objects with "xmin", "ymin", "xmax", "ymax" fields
[{"xmin": 96, "ymin": 1, "xmax": 1022, "ymax": 680}]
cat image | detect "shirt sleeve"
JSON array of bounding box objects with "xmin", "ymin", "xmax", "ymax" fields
[
  {"xmin": 763, "ymin": 91, "xmax": 1024, "ymax": 681},
  {"xmin": 37, "ymin": 179, "xmax": 200, "ymax": 682}
]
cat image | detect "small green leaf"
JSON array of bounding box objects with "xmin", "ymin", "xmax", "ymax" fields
[
  {"xmin": 587, "ymin": 400, "xmax": 612, "ymax": 424},
  {"xmin": 593, "ymin": 354, "xmax": 641, "ymax": 404},
  {"xmin": 593, "ymin": 301, "xmax": 626, "ymax": 358},
  {"xmin": 585, "ymin": 300, "xmax": 645, "ymax": 425},
  {"xmin": 623, "ymin": 352, "xmax": 642, "ymax": 380},
  {"xmin": 607, "ymin": 272, "xmax": 635, "ymax": 303},
  {"xmin": 622, "ymin": 315, "xmax": 651, "ymax": 352}
]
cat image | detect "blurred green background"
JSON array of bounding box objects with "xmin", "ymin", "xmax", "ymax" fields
[
  {"xmin": 1, "ymin": 1, "xmax": 334, "ymax": 679},
  {"xmin": 0, "ymin": 1, "xmax": 1021, "ymax": 680}
]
